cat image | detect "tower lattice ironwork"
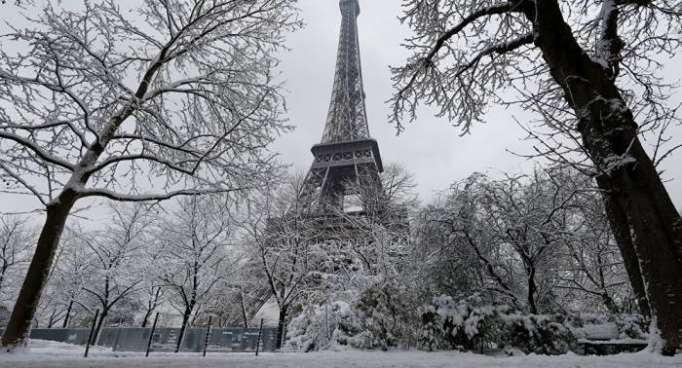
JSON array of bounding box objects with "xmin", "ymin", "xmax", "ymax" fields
[
  {"xmin": 255, "ymin": 3, "xmax": 394, "ymax": 330},
  {"xmin": 302, "ymin": 0, "xmax": 383, "ymax": 214}
]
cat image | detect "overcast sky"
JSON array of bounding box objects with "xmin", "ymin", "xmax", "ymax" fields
[
  {"xmin": 274, "ymin": 0, "xmax": 682, "ymax": 207},
  {"xmin": 1, "ymin": 0, "xmax": 681, "ymax": 219},
  {"xmin": 274, "ymin": 0, "xmax": 535, "ymax": 203}
]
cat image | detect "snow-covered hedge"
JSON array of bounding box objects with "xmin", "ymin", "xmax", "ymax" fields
[
  {"xmin": 346, "ymin": 283, "xmax": 420, "ymax": 350},
  {"xmin": 286, "ymin": 282, "xmax": 419, "ymax": 351},
  {"xmin": 286, "ymin": 301, "xmax": 357, "ymax": 352},
  {"xmin": 613, "ymin": 314, "xmax": 647, "ymax": 339},
  {"xmin": 419, "ymin": 294, "xmax": 576, "ymax": 355},
  {"xmin": 286, "ymin": 290, "xmax": 583, "ymax": 355}
]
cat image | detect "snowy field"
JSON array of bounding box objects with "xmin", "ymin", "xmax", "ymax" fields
[{"xmin": 0, "ymin": 340, "xmax": 680, "ymax": 368}]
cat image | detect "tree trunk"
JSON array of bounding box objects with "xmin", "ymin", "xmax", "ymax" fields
[
  {"xmin": 1, "ymin": 193, "xmax": 77, "ymax": 348},
  {"xmin": 46, "ymin": 310, "xmax": 58, "ymax": 328},
  {"xmin": 526, "ymin": 0, "xmax": 682, "ymax": 354},
  {"xmin": 276, "ymin": 304, "xmax": 288, "ymax": 350},
  {"xmin": 175, "ymin": 308, "xmax": 192, "ymax": 353},
  {"xmin": 527, "ymin": 267, "xmax": 538, "ymax": 314},
  {"xmin": 602, "ymin": 292, "xmax": 621, "ymax": 315},
  {"xmin": 62, "ymin": 299, "xmax": 74, "ymax": 329},
  {"xmin": 598, "ymin": 178, "xmax": 651, "ymax": 319},
  {"xmin": 239, "ymin": 291, "xmax": 249, "ymax": 329},
  {"xmin": 0, "ymin": 265, "xmax": 7, "ymax": 296},
  {"xmin": 92, "ymin": 308, "xmax": 108, "ymax": 346},
  {"xmin": 141, "ymin": 310, "xmax": 152, "ymax": 328},
  {"xmin": 190, "ymin": 306, "xmax": 202, "ymax": 327},
  {"xmin": 597, "ymin": 150, "xmax": 682, "ymax": 354},
  {"xmin": 141, "ymin": 288, "xmax": 161, "ymax": 328}
]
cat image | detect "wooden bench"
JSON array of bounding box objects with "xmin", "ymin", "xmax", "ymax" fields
[
  {"xmin": 576, "ymin": 338, "xmax": 648, "ymax": 355},
  {"xmin": 574, "ymin": 323, "xmax": 647, "ymax": 355}
]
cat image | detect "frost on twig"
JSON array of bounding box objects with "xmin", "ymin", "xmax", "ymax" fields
[{"xmin": 0, "ymin": 0, "xmax": 301, "ymax": 208}]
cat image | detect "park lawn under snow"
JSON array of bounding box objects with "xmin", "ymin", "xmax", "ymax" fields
[{"xmin": 0, "ymin": 340, "xmax": 680, "ymax": 368}]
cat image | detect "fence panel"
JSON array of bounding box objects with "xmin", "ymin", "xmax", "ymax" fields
[{"xmin": 1, "ymin": 327, "xmax": 279, "ymax": 353}]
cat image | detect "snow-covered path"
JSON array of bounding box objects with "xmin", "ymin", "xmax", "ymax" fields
[
  {"xmin": 3, "ymin": 351, "xmax": 682, "ymax": 368},
  {"xmin": 1, "ymin": 341, "xmax": 680, "ymax": 368}
]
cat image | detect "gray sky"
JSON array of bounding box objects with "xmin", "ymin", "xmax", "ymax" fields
[
  {"xmin": 1, "ymin": 0, "xmax": 681, "ymax": 218},
  {"xmin": 274, "ymin": 0, "xmax": 537, "ymax": 203},
  {"xmin": 274, "ymin": 0, "xmax": 682, "ymax": 207}
]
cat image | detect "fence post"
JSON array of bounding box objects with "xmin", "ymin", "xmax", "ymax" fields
[
  {"xmin": 202, "ymin": 316, "xmax": 212, "ymax": 357},
  {"xmin": 255, "ymin": 318, "xmax": 264, "ymax": 356},
  {"xmin": 84, "ymin": 309, "xmax": 99, "ymax": 358},
  {"xmin": 145, "ymin": 312, "xmax": 160, "ymax": 357}
]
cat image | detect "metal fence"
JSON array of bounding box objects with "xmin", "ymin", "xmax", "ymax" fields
[{"xmin": 1, "ymin": 326, "xmax": 278, "ymax": 353}]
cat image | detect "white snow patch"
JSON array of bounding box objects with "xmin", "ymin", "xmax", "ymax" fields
[
  {"xmin": 251, "ymin": 297, "xmax": 280, "ymax": 327},
  {"xmin": 0, "ymin": 340, "xmax": 680, "ymax": 368},
  {"xmin": 574, "ymin": 323, "xmax": 620, "ymax": 340}
]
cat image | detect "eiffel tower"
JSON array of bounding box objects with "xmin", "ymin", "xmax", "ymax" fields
[
  {"xmin": 258, "ymin": 3, "xmax": 389, "ymax": 344},
  {"xmin": 301, "ymin": 0, "xmax": 384, "ymax": 215}
]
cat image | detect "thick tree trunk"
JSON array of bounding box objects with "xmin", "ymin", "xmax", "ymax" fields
[
  {"xmin": 598, "ymin": 177, "xmax": 651, "ymax": 319},
  {"xmin": 527, "ymin": 267, "xmax": 538, "ymax": 314},
  {"xmin": 526, "ymin": 0, "xmax": 682, "ymax": 354},
  {"xmin": 1, "ymin": 192, "xmax": 77, "ymax": 348},
  {"xmin": 276, "ymin": 304, "xmax": 288, "ymax": 350},
  {"xmin": 596, "ymin": 148, "xmax": 682, "ymax": 354}
]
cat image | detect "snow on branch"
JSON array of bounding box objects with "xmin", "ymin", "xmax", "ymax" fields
[
  {"xmin": 78, "ymin": 186, "xmax": 249, "ymax": 203},
  {"xmin": 0, "ymin": 0, "xmax": 300, "ymax": 208},
  {"xmin": 0, "ymin": 132, "xmax": 75, "ymax": 171},
  {"xmin": 389, "ymin": 1, "xmax": 534, "ymax": 133}
]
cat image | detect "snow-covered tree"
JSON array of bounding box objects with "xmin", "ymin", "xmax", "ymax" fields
[
  {"xmin": 475, "ymin": 169, "xmax": 578, "ymax": 314},
  {"xmin": 333, "ymin": 164, "xmax": 415, "ymax": 277},
  {"xmin": 391, "ymin": 0, "xmax": 682, "ymax": 354},
  {"xmin": 46, "ymin": 229, "xmax": 92, "ymax": 328},
  {"xmin": 279, "ymin": 166, "xmax": 419, "ymax": 351},
  {"xmin": 0, "ymin": 0, "xmax": 300, "ymax": 347},
  {"xmin": 554, "ymin": 173, "xmax": 640, "ymax": 316},
  {"xmin": 240, "ymin": 174, "xmax": 325, "ymax": 349},
  {"xmin": 137, "ymin": 234, "xmax": 168, "ymax": 328},
  {"xmin": 412, "ymin": 184, "xmax": 503, "ymax": 303},
  {"xmin": 417, "ymin": 168, "xmax": 613, "ymax": 315},
  {"xmin": 80, "ymin": 204, "xmax": 154, "ymax": 341},
  {"xmin": 159, "ymin": 195, "xmax": 235, "ymax": 353},
  {"xmin": 0, "ymin": 216, "xmax": 32, "ymax": 305}
]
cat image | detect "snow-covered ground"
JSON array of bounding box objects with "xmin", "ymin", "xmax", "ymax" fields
[{"xmin": 0, "ymin": 340, "xmax": 680, "ymax": 368}]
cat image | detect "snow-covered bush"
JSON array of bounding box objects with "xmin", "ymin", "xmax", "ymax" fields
[
  {"xmin": 419, "ymin": 294, "xmax": 506, "ymax": 352},
  {"xmin": 286, "ymin": 301, "xmax": 357, "ymax": 352},
  {"xmin": 502, "ymin": 314, "xmax": 575, "ymax": 355},
  {"xmin": 419, "ymin": 294, "xmax": 576, "ymax": 355},
  {"xmin": 286, "ymin": 282, "xmax": 420, "ymax": 351},
  {"xmin": 288, "ymin": 291, "xmax": 578, "ymax": 355},
  {"xmin": 348, "ymin": 283, "xmax": 419, "ymax": 350},
  {"xmin": 610, "ymin": 314, "xmax": 647, "ymax": 339}
]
